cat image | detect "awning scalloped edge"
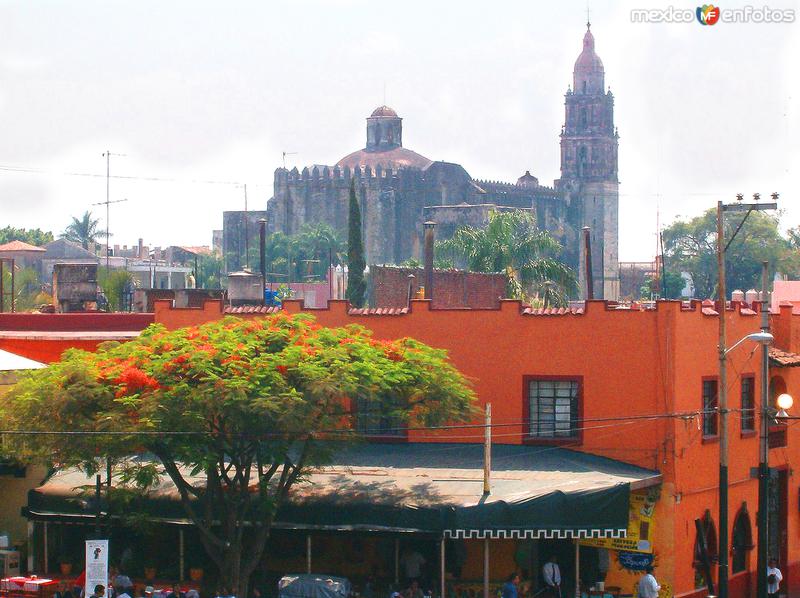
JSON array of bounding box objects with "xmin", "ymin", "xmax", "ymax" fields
[{"xmin": 444, "ymin": 528, "xmax": 628, "ymax": 540}]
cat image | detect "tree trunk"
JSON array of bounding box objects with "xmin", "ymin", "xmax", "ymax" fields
[{"xmin": 219, "ymin": 546, "xmax": 245, "ymax": 598}]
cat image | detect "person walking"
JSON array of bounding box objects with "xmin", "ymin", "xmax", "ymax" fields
[
  {"xmin": 767, "ymin": 558, "xmax": 783, "ymax": 598},
  {"xmin": 542, "ymin": 556, "xmax": 561, "ymax": 598},
  {"xmin": 637, "ymin": 566, "xmax": 660, "ymax": 598}
]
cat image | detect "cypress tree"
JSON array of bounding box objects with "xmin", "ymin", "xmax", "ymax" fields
[{"xmin": 346, "ymin": 178, "xmax": 366, "ymax": 307}]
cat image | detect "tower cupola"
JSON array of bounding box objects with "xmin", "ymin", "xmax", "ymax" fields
[
  {"xmin": 573, "ymin": 24, "xmax": 605, "ymax": 95},
  {"xmin": 366, "ymin": 105, "xmax": 402, "ymax": 151}
]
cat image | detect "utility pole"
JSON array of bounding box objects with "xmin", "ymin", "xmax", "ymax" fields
[
  {"xmin": 483, "ymin": 403, "xmax": 491, "ymax": 495},
  {"xmin": 716, "ymin": 193, "xmax": 777, "ymax": 598},
  {"xmin": 97, "ymin": 151, "xmax": 127, "ymax": 272},
  {"xmin": 757, "ymin": 260, "xmax": 770, "ymax": 598},
  {"xmin": 716, "ymin": 200, "xmax": 730, "ymax": 598}
]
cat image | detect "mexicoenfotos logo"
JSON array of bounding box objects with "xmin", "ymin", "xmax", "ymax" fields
[
  {"xmin": 696, "ymin": 4, "xmax": 721, "ymax": 25},
  {"xmin": 631, "ymin": 5, "xmax": 796, "ymax": 23}
]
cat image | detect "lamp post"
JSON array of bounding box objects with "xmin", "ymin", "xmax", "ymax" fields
[{"xmin": 716, "ymin": 194, "xmax": 777, "ymax": 598}]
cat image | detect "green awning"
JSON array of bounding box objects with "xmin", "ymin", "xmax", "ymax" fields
[{"xmin": 26, "ymin": 443, "xmax": 660, "ymax": 539}]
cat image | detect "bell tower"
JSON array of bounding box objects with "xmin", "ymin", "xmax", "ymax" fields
[{"xmin": 559, "ymin": 23, "xmax": 619, "ymax": 300}]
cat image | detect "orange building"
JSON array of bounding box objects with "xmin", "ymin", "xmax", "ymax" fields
[
  {"xmin": 146, "ymin": 298, "xmax": 800, "ymax": 598},
  {"xmin": 6, "ymin": 299, "xmax": 800, "ymax": 598}
]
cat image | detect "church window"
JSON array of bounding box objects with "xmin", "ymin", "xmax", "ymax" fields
[
  {"xmin": 580, "ymin": 109, "xmax": 588, "ymax": 130},
  {"xmin": 582, "ymin": 80, "xmax": 587, "ymax": 94}
]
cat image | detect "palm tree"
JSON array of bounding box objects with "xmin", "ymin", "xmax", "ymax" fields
[
  {"xmin": 437, "ymin": 210, "xmax": 578, "ymax": 307},
  {"xmin": 62, "ymin": 211, "xmax": 105, "ymax": 249}
]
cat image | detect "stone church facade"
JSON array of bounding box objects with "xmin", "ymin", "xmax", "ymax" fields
[{"xmin": 226, "ymin": 25, "xmax": 619, "ymax": 299}]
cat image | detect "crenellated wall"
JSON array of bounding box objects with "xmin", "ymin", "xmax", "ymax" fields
[{"xmin": 263, "ymin": 162, "xmax": 580, "ymax": 271}]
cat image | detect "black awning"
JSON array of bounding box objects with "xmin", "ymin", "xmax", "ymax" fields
[{"xmin": 26, "ymin": 443, "xmax": 660, "ymax": 538}]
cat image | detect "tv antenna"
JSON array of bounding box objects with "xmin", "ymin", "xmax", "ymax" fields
[
  {"xmin": 96, "ymin": 151, "xmax": 128, "ymax": 271},
  {"xmin": 282, "ymin": 151, "xmax": 297, "ymax": 169}
]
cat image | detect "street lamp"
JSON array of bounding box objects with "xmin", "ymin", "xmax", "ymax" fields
[{"xmin": 775, "ymin": 393, "xmax": 794, "ymax": 419}]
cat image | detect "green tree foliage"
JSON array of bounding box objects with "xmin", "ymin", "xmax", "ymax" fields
[
  {"xmin": 0, "ymin": 226, "xmax": 53, "ymax": 247},
  {"xmin": 265, "ymin": 223, "xmax": 345, "ymax": 284},
  {"xmin": 437, "ymin": 210, "xmax": 578, "ymax": 307},
  {"xmin": 662, "ymin": 209, "xmax": 798, "ymax": 299},
  {"xmin": 62, "ymin": 211, "xmax": 105, "ymax": 249},
  {"xmin": 98, "ymin": 269, "xmax": 133, "ymax": 311},
  {"xmin": 640, "ymin": 271, "xmax": 686, "ymax": 300},
  {"xmin": 2, "ymin": 314, "xmax": 475, "ymax": 596},
  {"xmin": 196, "ymin": 253, "xmax": 224, "ymax": 289},
  {"xmin": 346, "ymin": 179, "xmax": 366, "ymax": 307},
  {"xmin": 0, "ymin": 266, "xmax": 44, "ymax": 310}
]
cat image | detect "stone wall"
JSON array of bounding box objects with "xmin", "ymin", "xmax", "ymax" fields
[{"xmin": 369, "ymin": 265, "xmax": 506, "ymax": 309}]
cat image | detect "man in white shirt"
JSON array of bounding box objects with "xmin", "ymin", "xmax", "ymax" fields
[
  {"xmin": 637, "ymin": 566, "xmax": 660, "ymax": 598},
  {"xmin": 767, "ymin": 558, "xmax": 783, "ymax": 598},
  {"xmin": 401, "ymin": 548, "xmax": 426, "ymax": 584},
  {"xmin": 542, "ymin": 555, "xmax": 561, "ymax": 598}
]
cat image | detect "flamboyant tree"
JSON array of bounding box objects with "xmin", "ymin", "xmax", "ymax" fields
[{"xmin": 2, "ymin": 314, "xmax": 475, "ymax": 596}]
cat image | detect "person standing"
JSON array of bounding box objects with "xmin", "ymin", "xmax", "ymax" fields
[
  {"xmin": 542, "ymin": 556, "xmax": 561, "ymax": 598},
  {"xmin": 401, "ymin": 548, "xmax": 426, "ymax": 585},
  {"xmin": 637, "ymin": 566, "xmax": 660, "ymax": 598},
  {"xmin": 767, "ymin": 558, "xmax": 783, "ymax": 598},
  {"xmin": 502, "ymin": 573, "xmax": 520, "ymax": 598}
]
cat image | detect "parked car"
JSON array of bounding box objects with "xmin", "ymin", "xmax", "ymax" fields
[{"xmin": 278, "ymin": 574, "xmax": 351, "ymax": 598}]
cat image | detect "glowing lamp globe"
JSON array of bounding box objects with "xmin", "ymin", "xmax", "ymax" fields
[{"xmin": 776, "ymin": 393, "xmax": 794, "ymax": 411}]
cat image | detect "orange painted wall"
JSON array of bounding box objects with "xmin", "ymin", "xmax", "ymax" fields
[
  {"xmin": 8, "ymin": 299, "xmax": 800, "ymax": 598},
  {"xmin": 0, "ymin": 338, "xmax": 106, "ymax": 363}
]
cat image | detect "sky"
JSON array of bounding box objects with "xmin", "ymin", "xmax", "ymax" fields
[{"xmin": 0, "ymin": 0, "xmax": 797, "ymax": 261}]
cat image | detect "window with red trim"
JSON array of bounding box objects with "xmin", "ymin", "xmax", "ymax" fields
[
  {"xmin": 741, "ymin": 376, "xmax": 755, "ymax": 434},
  {"xmin": 527, "ymin": 379, "xmax": 580, "ymax": 439},
  {"xmin": 703, "ymin": 379, "xmax": 719, "ymax": 438}
]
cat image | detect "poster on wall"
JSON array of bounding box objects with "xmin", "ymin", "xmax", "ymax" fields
[
  {"xmin": 85, "ymin": 540, "xmax": 109, "ymax": 598},
  {"xmin": 579, "ymin": 486, "xmax": 659, "ymax": 553}
]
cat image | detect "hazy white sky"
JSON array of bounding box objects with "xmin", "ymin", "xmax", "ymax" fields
[{"xmin": 0, "ymin": 0, "xmax": 797, "ymax": 261}]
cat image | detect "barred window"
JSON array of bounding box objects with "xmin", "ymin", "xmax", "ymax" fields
[
  {"xmin": 355, "ymin": 396, "xmax": 404, "ymax": 437},
  {"xmin": 741, "ymin": 376, "xmax": 755, "ymax": 433},
  {"xmin": 528, "ymin": 379, "xmax": 580, "ymax": 439},
  {"xmin": 703, "ymin": 379, "xmax": 719, "ymax": 438}
]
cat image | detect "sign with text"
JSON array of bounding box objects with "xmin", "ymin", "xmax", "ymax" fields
[
  {"xmin": 85, "ymin": 540, "xmax": 109, "ymax": 598},
  {"xmin": 579, "ymin": 487, "xmax": 659, "ymax": 553}
]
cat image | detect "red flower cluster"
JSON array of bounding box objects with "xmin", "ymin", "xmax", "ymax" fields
[{"xmin": 114, "ymin": 366, "xmax": 159, "ymax": 397}]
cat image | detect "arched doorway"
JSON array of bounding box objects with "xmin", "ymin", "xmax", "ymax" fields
[
  {"xmin": 694, "ymin": 510, "xmax": 718, "ymax": 589},
  {"xmin": 732, "ymin": 503, "xmax": 754, "ymax": 573}
]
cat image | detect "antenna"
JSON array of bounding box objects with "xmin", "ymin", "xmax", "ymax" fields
[
  {"xmin": 282, "ymin": 151, "xmax": 298, "ymax": 169},
  {"xmin": 97, "ymin": 151, "xmax": 127, "ymax": 272},
  {"xmin": 243, "ymin": 183, "xmax": 249, "ymax": 270},
  {"xmin": 586, "ymin": 3, "xmax": 591, "ymax": 27}
]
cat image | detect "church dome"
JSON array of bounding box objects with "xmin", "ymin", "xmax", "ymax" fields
[
  {"xmin": 517, "ymin": 170, "xmax": 539, "ymax": 187},
  {"xmin": 335, "ymin": 106, "xmax": 433, "ymax": 170},
  {"xmin": 336, "ymin": 146, "xmax": 432, "ymax": 170},
  {"xmin": 573, "ymin": 24, "xmax": 605, "ymax": 94},
  {"xmin": 371, "ymin": 105, "xmax": 398, "ymax": 117}
]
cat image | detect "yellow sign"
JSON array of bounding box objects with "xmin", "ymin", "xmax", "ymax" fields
[{"xmin": 579, "ymin": 487, "xmax": 659, "ymax": 553}]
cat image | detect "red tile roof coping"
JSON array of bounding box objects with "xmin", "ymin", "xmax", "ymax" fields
[
  {"xmin": 769, "ymin": 347, "xmax": 800, "ymax": 367},
  {"xmin": 0, "ymin": 240, "xmax": 46, "ymax": 252},
  {"xmin": 224, "ymin": 305, "xmax": 283, "ymax": 314},
  {"xmin": 522, "ymin": 306, "xmax": 584, "ymax": 316},
  {"xmin": 348, "ymin": 307, "xmax": 409, "ymax": 316}
]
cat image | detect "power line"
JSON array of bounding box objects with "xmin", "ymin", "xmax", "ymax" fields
[
  {"xmin": 0, "ymin": 408, "xmax": 716, "ymax": 439},
  {"xmin": 0, "ymin": 163, "xmax": 267, "ymax": 188}
]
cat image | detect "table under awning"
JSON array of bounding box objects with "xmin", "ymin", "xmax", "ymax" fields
[{"xmin": 25, "ymin": 443, "xmax": 660, "ymax": 540}]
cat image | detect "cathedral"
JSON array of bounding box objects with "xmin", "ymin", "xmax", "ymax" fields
[{"xmin": 225, "ymin": 24, "xmax": 619, "ymax": 299}]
